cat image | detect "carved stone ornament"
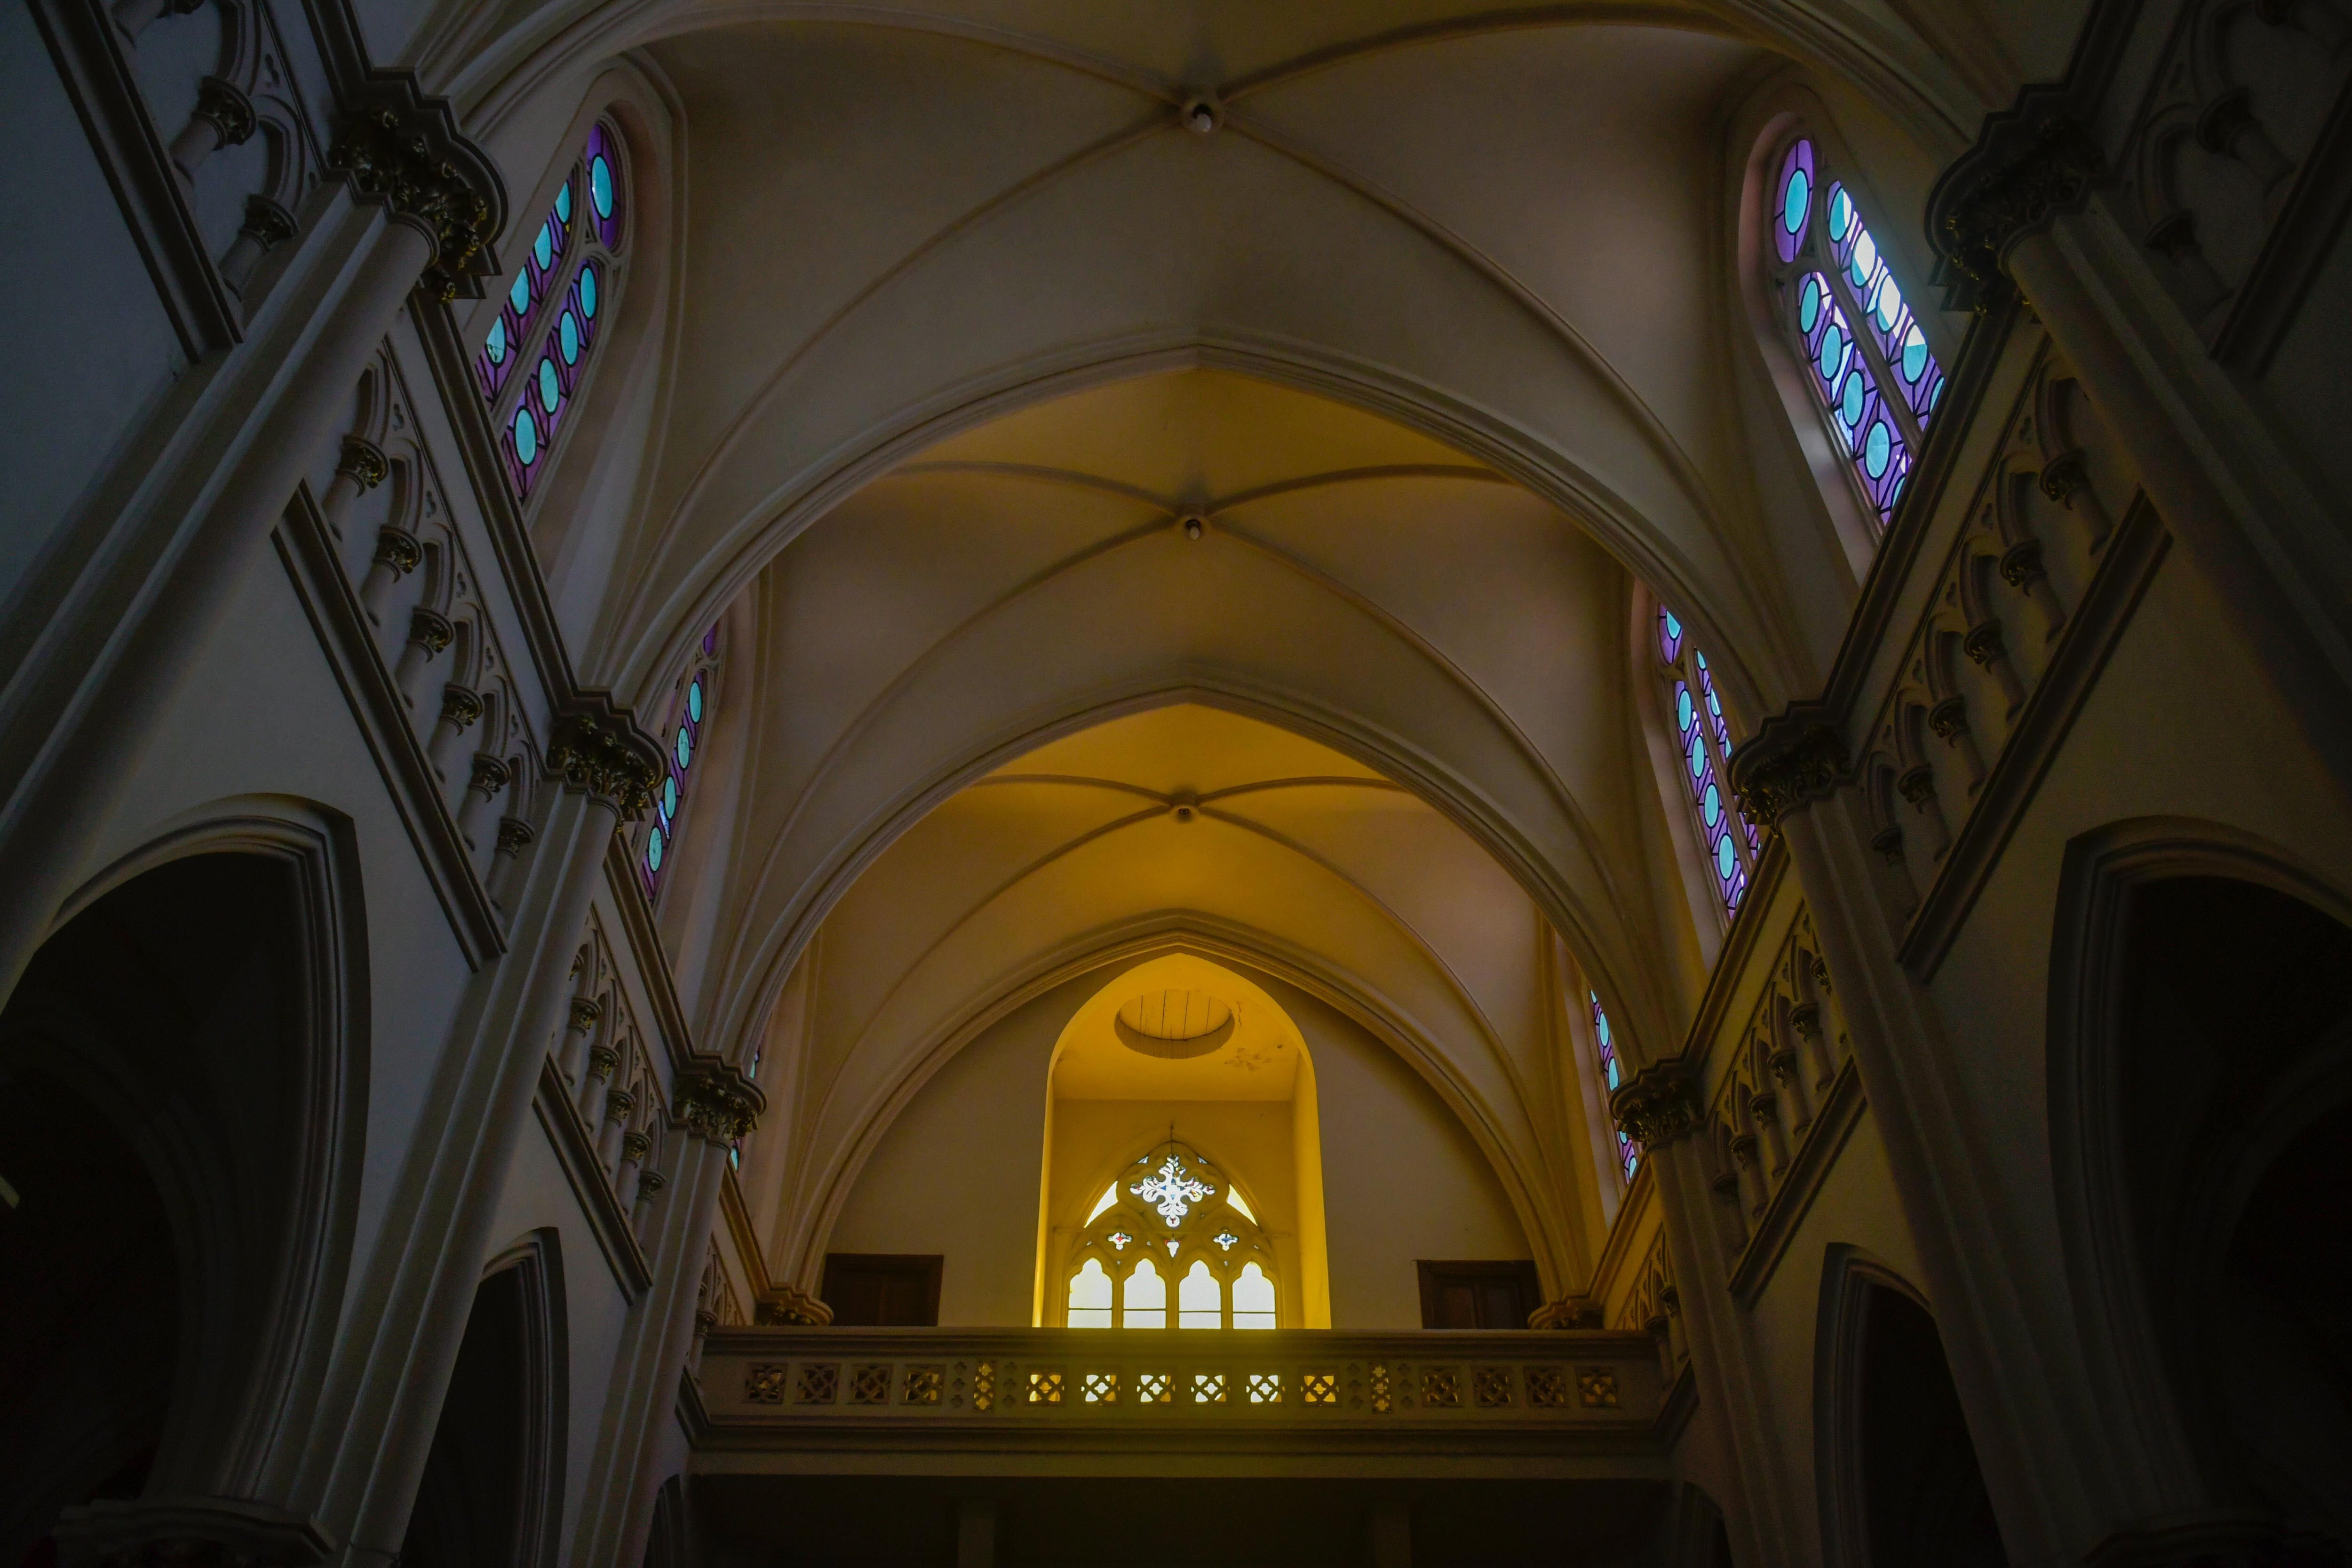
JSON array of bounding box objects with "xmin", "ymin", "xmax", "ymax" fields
[
  {"xmin": 547, "ymin": 694, "xmax": 665, "ymax": 818},
  {"xmin": 50, "ymin": 1496, "xmax": 335, "ymax": 1568},
  {"xmin": 336, "ymin": 435, "xmax": 389, "ymax": 491},
  {"xmin": 495, "ymin": 814, "xmax": 536, "ymax": 857},
  {"xmin": 373, "ymin": 528, "xmax": 422, "ymax": 577},
  {"xmin": 1526, "ymin": 1297, "xmax": 1604, "ymax": 1330},
  {"xmin": 329, "ymin": 84, "xmax": 507, "ymax": 302},
  {"xmin": 1929, "ymin": 114, "xmax": 2105, "ymax": 306},
  {"xmin": 1728, "ymin": 709, "xmax": 1848, "ymax": 832},
  {"xmin": 756, "ymin": 1281, "xmax": 835, "ymax": 1327},
  {"xmin": 192, "ymin": 77, "xmax": 258, "ymax": 149},
  {"xmin": 673, "ymin": 1059, "xmax": 765, "ymax": 1147},
  {"xmin": 239, "ymin": 194, "xmax": 300, "ymax": 251},
  {"xmin": 2039, "ymin": 448, "xmax": 2090, "ymax": 507},
  {"xmin": 1927, "ymin": 695, "xmax": 1971, "ymax": 741},
  {"xmin": 406, "ymin": 605, "xmax": 453, "ymax": 655},
  {"xmin": 1610, "ymin": 1061, "xmax": 1703, "ymax": 1149},
  {"xmin": 438, "ymin": 684, "xmax": 483, "ymax": 730},
  {"xmin": 1998, "ymin": 538, "xmax": 2047, "ymax": 589},
  {"xmin": 468, "ymin": 753, "xmax": 512, "ymax": 799}
]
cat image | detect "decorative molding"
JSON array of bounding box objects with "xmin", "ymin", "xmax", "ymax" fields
[
  {"xmin": 673, "ymin": 1059, "xmax": 765, "ymax": 1147},
  {"xmin": 1896, "ymin": 500, "xmax": 2169, "ymax": 979},
  {"xmin": 51, "ymin": 1496, "xmax": 335, "ymax": 1568},
  {"xmin": 531, "ymin": 1055, "xmax": 652, "ymax": 1297},
  {"xmin": 1930, "ymin": 116, "xmax": 2106, "ymax": 306},
  {"xmin": 603, "ymin": 832, "xmax": 699, "ymax": 1074},
  {"xmin": 25, "ymin": 0, "xmax": 241, "ymax": 355},
  {"xmin": 755, "ymin": 1281, "xmax": 834, "ymax": 1328},
  {"xmin": 329, "ymin": 81, "xmax": 505, "ymax": 301},
  {"xmin": 1610, "ymin": 1062, "xmax": 1704, "ymax": 1149},
  {"xmin": 272, "ymin": 489, "xmax": 504, "ymax": 967},
  {"xmin": 1526, "ymin": 1297, "xmax": 1603, "ymax": 1330},
  {"xmin": 1729, "ymin": 708, "xmax": 1848, "ymax": 831},
  {"xmin": 1728, "ymin": 1062, "xmax": 1866, "ymax": 1307},
  {"xmin": 548, "ymin": 694, "xmax": 665, "ymax": 816}
]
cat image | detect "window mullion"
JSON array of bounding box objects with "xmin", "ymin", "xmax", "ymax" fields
[{"xmin": 1829, "ymin": 268, "xmax": 1925, "ymax": 451}]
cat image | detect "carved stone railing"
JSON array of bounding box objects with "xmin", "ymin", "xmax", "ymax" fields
[{"xmin": 692, "ymin": 1327, "xmax": 1671, "ymax": 1461}]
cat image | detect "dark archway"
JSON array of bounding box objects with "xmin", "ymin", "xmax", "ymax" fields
[
  {"xmin": 2114, "ymin": 876, "xmax": 2352, "ymax": 1543},
  {"xmin": 0, "ymin": 851, "xmax": 318, "ymax": 1563},
  {"xmin": 1854, "ymin": 1284, "xmax": 2004, "ymax": 1568}
]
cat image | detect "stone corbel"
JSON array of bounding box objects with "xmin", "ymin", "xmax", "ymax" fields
[
  {"xmin": 170, "ymin": 76, "xmax": 256, "ymax": 181},
  {"xmin": 756, "ymin": 1281, "xmax": 835, "ymax": 1327},
  {"xmin": 1728, "ymin": 705, "xmax": 1848, "ymax": 833},
  {"xmin": 673, "ymin": 1057, "xmax": 765, "ymax": 1148},
  {"xmin": 1610, "ymin": 1059, "xmax": 1704, "ymax": 1149},
  {"xmin": 329, "ymin": 78, "xmax": 508, "ymax": 302},
  {"xmin": 1526, "ymin": 1297, "xmax": 1603, "ymax": 1330},
  {"xmin": 52, "ymin": 1496, "xmax": 335, "ymax": 1568},
  {"xmin": 546, "ymin": 692, "xmax": 665, "ymax": 818},
  {"xmin": 1927, "ymin": 111, "xmax": 2106, "ymax": 311}
]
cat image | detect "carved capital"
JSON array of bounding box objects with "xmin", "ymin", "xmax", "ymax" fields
[
  {"xmin": 586, "ymin": 1045, "xmax": 619, "ymax": 1082},
  {"xmin": 2039, "ymin": 449, "xmax": 2090, "ymax": 507},
  {"xmin": 1870, "ymin": 824, "xmax": 1906, "ymax": 865},
  {"xmin": 438, "ymin": 684, "xmax": 483, "ymax": 730},
  {"xmin": 192, "ymin": 77, "xmax": 257, "ymax": 148},
  {"xmin": 1928, "ymin": 695, "xmax": 1971, "ymax": 741},
  {"xmin": 495, "ymin": 815, "xmax": 536, "ymax": 857},
  {"xmin": 1526, "ymin": 1297, "xmax": 1603, "ymax": 1330},
  {"xmin": 238, "ymin": 193, "xmax": 299, "ymax": 250},
  {"xmin": 1728, "ymin": 1131, "xmax": 1760, "ymax": 1167},
  {"xmin": 1729, "ymin": 708, "xmax": 1847, "ymax": 831},
  {"xmin": 406, "ymin": 604, "xmax": 452, "ymax": 655},
  {"xmin": 620, "ymin": 1130, "xmax": 652, "ymax": 1162},
  {"xmin": 1789, "ymin": 1001, "xmax": 1824, "ymax": 1040},
  {"xmin": 567, "ymin": 996, "xmax": 602, "ymax": 1034},
  {"xmin": 755, "ymin": 1281, "xmax": 834, "ymax": 1327},
  {"xmin": 373, "ymin": 528, "xmax": 422, "ymax": 578},
  {"xmin": 1610, "ymin": 1061, "xmax": 1703, "ymax": 1148},
  {"xmin": 547, "ymin": 693, "xmax": 664, "ymax": 818},
  {"xmin": 467, "ymin": 753, "xmax": 511, "ymax": 799},
  {"xmin": 1963, "ymin": 618, "xmax": 2009, "ymax": 668},
  {"xmin": 602, "ymin": 1088, "xmax": 636, "ymax": 1124},
  {"xmin": 1768, "ymin": 1046, "xmax": 1800, "ymax": 1084},
  {"xmin": 674, "ymin": 1059, "xmax": 766, "ymax": 1147},
  {"xmin": 1998, "ymin": 537, "xmax": 2046, "ymax": 589},
  {"xmin": 1929, "ymin": 114, "xmax": 2104, "ymax": 307},
  {"xmin": 330, "ymin": 84, "xmax": 507, "ymax": 301},
  {"xmin": 1896, "ymin": 764, "xmax": 1939, "ymax": 807},
  {"xmin": 336, "ymin": 435, "xmax": 389, "ymax": 491}
]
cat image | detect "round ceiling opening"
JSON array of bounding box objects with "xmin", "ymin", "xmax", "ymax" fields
[{"xmin": 1114, "ymin": 988, "xmax": 1235, "ymax": 1059}]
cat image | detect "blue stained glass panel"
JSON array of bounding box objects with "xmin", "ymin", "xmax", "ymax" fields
[
  {"xmin": 555, "ymin": 180, "xmax": 572, "ymax": 224},
  {"xmin": 559, "ymin": 312, "xmax": 580, "ymax": 364},
  {"xmin": 645, "ymin": 826, "xmax": 663, "ymax": 871},
  {"xmin": 591, "ymin": 155, "xmax": 613, "ymax": 219},
  {"xmin": 688, "ymin": 678, "xmax": 704, "ymax": 722},
  {"xmin": 513, "ymin": 406, "xmax": 537, "ymax": 464},
  {"xmin": 1774, "ymin": 140, "xmax": 1814, "ymax": 265}
]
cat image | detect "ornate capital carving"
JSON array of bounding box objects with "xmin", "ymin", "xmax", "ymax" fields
[
  {"xmin": 586, "ymin": 1045, "xmax": 619, "ymax": 1082},
  {"xmin": 1929, "ymin": 114, "xmax": 2105, "ymax": 308},
  {"xmin": 467, "ymin": 753, "xmax": 511, "ymax": 799},
  {"xmin": 547, "ymin": 693, "xmax": 664, "ymax": 818},
  {"xmin": 495, "ymin": 814, "xmax": 536, "ymax": 857},
  {"xmin": 1998, "ymin": 537, "xmax": 2047, "ymax": 589},
  {"xmin": 1896, "ymin": 764, "xmax": 1939, "ymax": 807},
  {"xmin": 567, "ymin": 996, "xmax": 601, "ymax": 1034},
  {"xmin": 1611, "ymin": 1061, "xmax": 1702, "ymax": 1148},
  {"xmin": 406, "ymin": 604, "xmax": 452, "ymax": 655},
  {"xmin": 1526, "ymin": 1297, "xmax": 1603, "ymax": 1330},
  {"xmin": 2039, "ymin": 448, "xmax": 2090, "ymax": 506},
  {"xmin": 620, "ymin": 1130, "xmax": 652, "ymax": 1162},
  {"xmin": 1963, "ymin": 618, "xmax": 2009, "ymax": 668},
  {"xmin": 1729, "ymin": 707, "xmax": 1848, "ymax": 831},
  {"xmin": 239, "ymin": 193, "xmax": 299, "ymax": 250},
  {"xmin": 674, "ymin": 1059, "xmax": 765, "ymax": 1147},
  {"xmin": 336, "ymin": 435, "xmax": 389, "ymax": 491},
  {"xmin": 602, "ymin": 1088, "xmax": 636, "ymax": 1123},
  {"xmin": 330, "ymin": 82, "xmax": 507, "ymax": 301},
  {"xmin": 1870, "ymin": 824, "xmax": 1906, "ymax": 865},
  {"xmin": 373, "ymin": 528, "xmax": 422, "ymax": 577},
  {"xmin": 438, "ymin": 684, "xmax": 483, "ymax": 729},
  {"xmin": 1927, "ymin": 695, "xmax": 1971, "ymax": 741},
  {"xmin": 1789, "ymin": 1001, "xmax": 1823, "ymax": 1040},
  {"xmin": 192, "ymin": 77, "xmax": 257, "ymax": 148},
  {"xmin": 755, "ymin": 1281, "xmax": 834, "ymax": 1327}
]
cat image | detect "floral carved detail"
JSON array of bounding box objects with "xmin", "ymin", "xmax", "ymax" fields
[
  {"xmin": 547, "ymin": 696, "xmax": 664, "ymax": 817},
  {"xmin": 1611, "ymin": 1062, "xmax": 1703, "ymax": 1148},
  {"xmin": 373, "ymin": 529, "xmax": 422, "ymax": 578},
  {"xmin": 1932, "ymin": 116, "xmax": 2105, "ymax": 301},
  {"xmin": 191, "ymin": 77, "xmax": 258, "ymax": 149},
  {"xmin": 337, "ymin": 435, "xmax": 389, "ymax": 491},
  {"xmin": 331, "ymin": 103, "xmax": 501, "ymax": 301},
  {"xmin": 1729, "ymin": 715, "xmax": 1848, "ymax": 831},
  {"xmin": 755, "ymin": 1281, "xmax": 834, "ymax": 1327},
  {"xmin": 673, "ymin": 1059, "xmax": 763, "ymax": 1146}
]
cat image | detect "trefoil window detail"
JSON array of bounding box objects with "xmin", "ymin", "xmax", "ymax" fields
[{"xmin": 1062, "ymin": 1139, "xmax": 1277, "ymax": 1329}]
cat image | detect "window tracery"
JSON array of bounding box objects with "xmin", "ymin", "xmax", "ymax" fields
[
  {"xmin": 477, "ymin": 121, "xmax": 626, "ymax": 500},
  {"xmin": 640, "ymin": 624, "xmax": 719, "ymax": 902},
  {"xmin": 1656, "ymin": 606, "xmax": 1759, "ymax": 915},
  {"xmin": 1592, "ymin": 990, "xmax": 1639, "ymax": 1182},
  {"xmin": 1062, "ymin": 1141, "xmax": 1276, "ymax": 1329},
  {"xmin": 1766, "ymin": 137, "xmax": 1946, "ymax": 527}
]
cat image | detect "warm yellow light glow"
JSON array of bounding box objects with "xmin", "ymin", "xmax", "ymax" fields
[
  {"xmin": 1067, "ymin": 1258, "xmax": 1112, "ymax": 1328},
  {"xmin": 1122, "ymin": 1257, "xmax": 1167, "ymax": 1329},
  {"xmin": 1233, "ymin": 1262, "xmax": 1276, "ymax": 1329},
  {"xmin": 1225, "ymin": 1187, "xmax": 1257, "ymax": 1224},
  {"xmin": 1085, "ymin": 1182, "xmax": 1119, "ymax": 1225},
  {"xmin": 1179, "ymin": 1260, "xmax": 1221, "ymax": 1329}
]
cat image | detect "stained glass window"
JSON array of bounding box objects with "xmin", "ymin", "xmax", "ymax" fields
[
  {"xmin": 641, "ymin": 623, "xmax": 719, "ymax": 902},
  {"xmin": 480, "ymin": 121, "xmax": 627, "ymax": 500},
  {"xmin": 1067, "ymin": 1258, "xmax": 1113, "ymax": 1329},
  {"xmin": 1122, "ymin": 1257, "xmax": 1166, "ymax": 1329},
  {"xmin": 1656, "ymin": 606, "xmax": 1757, "ymax": 915},
  {"xmin": 1232, "ymin": 1263, "xmax": 1276, "ymax": 1329},
  {"xmin": 1591, "ymin": 990, "xmax": 1639, "ymax": 1181},
  {"xmin": 1768, "ymin": 138, "xmax": 1944, "ymax": 528},
  {"xmin": 1178, "ymin": 1261, "xmax": 1222, "ymax": 1329},
  {"xmin": 1060, "ymin": 1138, "xmax": 1279, "ymax": 1329}
]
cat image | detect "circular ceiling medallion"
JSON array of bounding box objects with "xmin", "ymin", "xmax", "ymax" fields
[{"xmin": 1114, "ymin": 988, "xmax": 1235, "ymax": 1059}]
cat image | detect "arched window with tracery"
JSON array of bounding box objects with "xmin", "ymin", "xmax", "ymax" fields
[
  {"xmin": 1764, "ymin": 136, "xmax": 1945, "ymax": 527},
  {"xmin": 1061, "ymin": 1140, "xmax": 1277, "ymax": 1329},
  {"xmin": 1591, "ymin": 989, "xmax": 1639, "ymax": 1182},
  {"xmin": 1656, "ymin": 606, "xmax": 1760, "ymax": 915},
  {"xmin": 477, "ymin": 121, "xmax": 627, "ymax": 501},
  {"xmin": 640, "ymin": 624, "xmax": 718, "ymax": 902}
]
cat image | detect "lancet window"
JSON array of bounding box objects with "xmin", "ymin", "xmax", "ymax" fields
[
  {"xmin": 476, "ymin": 121, "xmax": 627, "ymax": 500},
  {"xmin": 640, "ymin": 624, "xmax": 718, "ymax": 902},
  {"xmin": 1657, "ymin": 607, "xmax": 1759, "ymax": 915},
  {"xmin": 1063, "ymin": 1141, "xmax": 1276, "ymax": 1329},
  {"xmin": 1765, "ymin": 137, "xmax": 1945, "ymax": 526},
  {"xmin": 1592, "ymin": 990, "xmax": 1639, "ymax": 1182}
]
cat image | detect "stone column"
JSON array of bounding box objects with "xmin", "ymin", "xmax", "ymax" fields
[{"xmin": 0, "ymin": 85, "xmax": 503, "ymax": 1027}]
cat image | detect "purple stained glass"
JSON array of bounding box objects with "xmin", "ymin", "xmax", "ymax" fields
[
  {"xmin": 477, "ymin": 175, "xmax": 575, "ymax": 403},
  {"xmin": 1658, "ymin": 606, "xmax": 1684, "ymax": 664},
  {"xmin": 1796, "ymin": 272, "xmax": 1910, "ymax": 525},
  {"xmin": 1774, "ymin": 139, "xmax": 1813, "ymax": 265},
  {"xmin": 1825, "ymin": 183, "xmax": 1944, "ymax": 426},
  {"xmin": 587, "ymin": 124, "xmax": 624, "ymax": 250},
  {"xmin": 642, "ymin": 628, "xmax": 719, "ymax": 900},
  {"xmin": 1592, "ymin": 991, "xmax": 1638, "ymax": 1179}
]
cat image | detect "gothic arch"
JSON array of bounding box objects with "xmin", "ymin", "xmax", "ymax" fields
[
  {"xmin": 2, "ymin": 798, "xmax": 368, "ymax": 1559},
  {"xmin": 2047, "ymin": 816, "xmax": 2352, "ymax": 1545}
]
